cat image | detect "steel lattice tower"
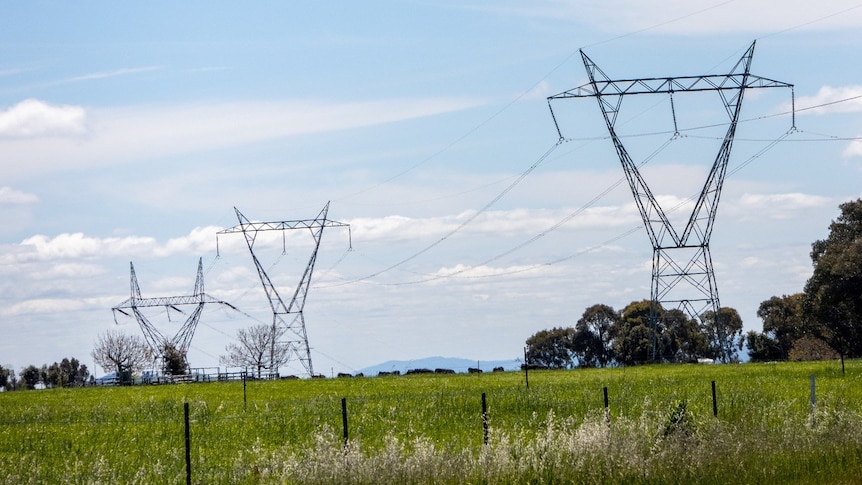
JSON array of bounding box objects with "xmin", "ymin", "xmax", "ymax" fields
[
  {"xmin": 548, "ymin": 42, "xmax": 793, "ymax": 362},
  {"xmin": 112, "ymin": 257, "xmax": 237, "ymax": 371},
  {"xmin": 217, "ymin": 202, "xmax": 350, "ymax": 377}
]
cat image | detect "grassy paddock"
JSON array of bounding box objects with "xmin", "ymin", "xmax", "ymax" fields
[{"xmin": 1, "ymin": 360, "xmax": 861, "ymax": 484}]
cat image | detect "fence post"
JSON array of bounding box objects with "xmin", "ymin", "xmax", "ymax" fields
[
  {"xmin": 184, "ymin": 402, "xmax": 191, "ymax": 485},
  {"xmin": 809, "ymin": 374, "xmax": 816, "ymax": 409},
  {"xmin": 711, "ymin": 380, "xmax": 718, "ymax": 417},
  {"xmin": 243, "ymin": 372, "xmax": 247, "ymax": 409},
  {"xmin": 603, "ymin": 386, "xmax": 610, "ymax": 425},
  {"xmin": 524, "ymin": 347, "xmax": 529, "ymax": 389},
  {"xmin": 482, "ymin": 392, "xmax": 488, "ymax": 445},
  {"xmin": 341, "ymin": 397, "xmax": 349, "ymax": 447}
]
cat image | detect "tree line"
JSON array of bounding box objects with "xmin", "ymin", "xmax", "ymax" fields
[
  {"xmin": 0, "ymin": 357, "xmax": 90, "ymax": 391},
  {"xmin": 745, "ymin": 198, "xmax": 862, "ymax": 370},
  {"xmin": 525, "ymin": 301, "xmax": 744, "ymax": 369},
  {"xmin": 526, "ymin": 198, "xmax": 862, "ymax": 370},
  {"xmin": 8, "ymin": 199, "xmax": 859, "ymax": 386}
]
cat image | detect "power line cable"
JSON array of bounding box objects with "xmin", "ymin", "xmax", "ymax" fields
[
  {"xmin": 325, "ymin": 1, "xmax": 742, "ymax": 208},
  {"xmin": 379, "ymin": 136, "xmax": 677, "ymax": 286},
  {"xmin": 581, "ymin": 0, "xmax": 737, "ymax": 49},
  {"xmin": 316, "ymin": 88, "xmax": 862, "ymax": 289},
  {"xmin": 757, "ymin": 3, "xmax": 862, "ymax": 40},
  {"xmin": 324, "ymin": 140, "xmax": 563, "ymax": 286},
  {"xmin": 398, "ymin": 127, "xmax": 793, "ymax": 285}
]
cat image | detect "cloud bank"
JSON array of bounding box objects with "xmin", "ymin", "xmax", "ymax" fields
[{"xmin": 0, "ymin": 99, "xmax": 87, "ymax": 138}]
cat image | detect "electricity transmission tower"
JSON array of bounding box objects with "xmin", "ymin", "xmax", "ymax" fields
[
  {"xmin": 217, "ymin": 202, "xmax": 350, "ymax": 377},
  {"xmin": 112, "ymin": 257, "xmax": 237, "ymax": 373},
  {"xmin": 548, "ymin": 41, "xmax": 793, "ymax": 362}
]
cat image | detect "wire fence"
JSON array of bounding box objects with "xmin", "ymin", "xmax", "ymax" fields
[{"xmin": 0, "ymin": 367, "xmax": 851, "ymax": 483}]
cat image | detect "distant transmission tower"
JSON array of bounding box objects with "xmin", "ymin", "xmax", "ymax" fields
[
  {"xmin": 217, "ymin": 202, "xmax": 350, "ymax": 377},
  {"xmin": 112, "ymin": 257, "xmax": 237, "ymax": 372},
  {"xmin": 548, "ymin": 41, "xmax": 793, "ymax": 362}
]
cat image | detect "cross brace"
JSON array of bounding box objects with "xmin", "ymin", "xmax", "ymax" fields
[
  {"xmin": 548, "ymin": 41, "xmax": 793, "ymax": 361},
  {"xmin": 112, "ymin": 258, "xmax": 237, "ymax": 369},
  {"xmin": 216, "ymin": 201, "xmax": 350, "ymax": 377}
]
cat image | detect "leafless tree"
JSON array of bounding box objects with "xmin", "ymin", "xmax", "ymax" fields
[
  {"xmin": 91, "ymin": 330, "xmax": 152, "ymax": 381},
  {"xmin": 220, "ymin": 324, "xmax": 289, "ymax": 378}
]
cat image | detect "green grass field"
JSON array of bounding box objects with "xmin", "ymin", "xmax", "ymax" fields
[{"xmin": 2, "ymin": 360, "xmax": 861, "ymax": 484}]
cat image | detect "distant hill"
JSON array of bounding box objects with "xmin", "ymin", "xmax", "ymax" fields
[{"xmin": 357, "ymin": 356, "xmax": 521, "ymax": 376}]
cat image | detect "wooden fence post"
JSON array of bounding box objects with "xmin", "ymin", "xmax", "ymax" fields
[
  {"xmin": 482, "ymin": 392, "xmax": 488, "ymax": 445},
  {"xmin": 184, "ymin": 402, "xmax": 191, "ymax": 485},
  {"xmin": 809, "ymin": 374, "xmax": 816, "ymax": 409},
  {"xmin": 341, "ymin": 397, "xmax": 349, "ymax": 447},
  {"xmin": 712, "ymin": 380, "xmax": 718, "ymax": 417},
  {"xmin": 603, "ymin": 386, "xmax": 610, "ymax": 425}
]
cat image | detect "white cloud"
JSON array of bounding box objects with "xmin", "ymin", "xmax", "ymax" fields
[
  {"xmin": 0, "ymin": 97, "xmax": 483, "ymax": 177},
  {"xmin": 0, "ymin": 186, "xmax": 38, "ymax": 204},
  {"xmin": 735, "ymin": 192, "xmax": 833, "ymax": 219},
  {"xmin": 0, "ymin": 99, "xmax": 87, "ymax": 138},
  {"xmin": 842, "ymin": 139, "xmax": 862, "ymax": 159},
  {"xmin": 29, "ymin": 262, "xmax": 107, "ymax": 280},
  {"xmin": 16, "ymin": 227, "xmax": 225, "ymax": 262},
  {"xmin": 794, "ymin": 85, "xmax": 862, "ymax": 115},
  {"xmin": 348, "ymin": 205, "xmax": 639, "ymax": 242},
  {"xmin": 9, "ymin": 225, "xmax": 226, "ymax": 263},
  {"xmin": 158, "ymin": 226, "xmax": 221, "ymax": 257},
  {"xmin": 2, "ymin": 296, "xmax": 107, "ymax": 317},
  {"xmin": 792, "ymin": 87, "xmax": 862, "ymax": 158},
  {"xmin": 523, "ymin": 80, "xmax": 552, "ymax": 101},
  {"xmin": 433, "ymin": 262, "xmax": 552, "ymax": 279},
  {"xmin": 19, "ymin": 233, "xmax": 154, "ymax": 260}
]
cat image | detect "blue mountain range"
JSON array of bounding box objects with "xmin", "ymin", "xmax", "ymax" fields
[{"xmin": 357, "ymin": 356, "xmax": 521, "ymax": 376}]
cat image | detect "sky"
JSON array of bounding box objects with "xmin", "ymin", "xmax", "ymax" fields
[{"xmin": 2, "ymin": 1, "xmax": 862, "ymax": 377}]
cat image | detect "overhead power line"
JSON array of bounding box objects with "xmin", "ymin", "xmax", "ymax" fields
[{"xmin": 315, "ymin": 89, "xmax": 861, "ymax": 289}]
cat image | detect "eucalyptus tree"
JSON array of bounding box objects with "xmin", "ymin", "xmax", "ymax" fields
[{"xmin": 804, "ymin": 198, "xmax": 862, "ymax": 371}]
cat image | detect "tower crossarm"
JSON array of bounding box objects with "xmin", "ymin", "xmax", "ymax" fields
[
  {"xmin": 216, "ymin": 217, "xmax": 349, "ymax": 235},
  {"xmin": 548, "ymin": 73, "xmax": 792, "ymax": 99},
  {"xmin": 547, "ymin": 42, "xmax": 793, "ymax": 361},
  {"xmin": 113, "ymin": 293, "xmax": 234, "ymax": 310},
  {"xmin": 111, "ymin": 257, "xmax": 238, "ymax": 366},
  {"xmin": 215, "ymin": 202, "xmax": 350, "ymax": 377},
  {"xmin": 548, "ymin": 41, "xmax": 793, "ymax": 250}
]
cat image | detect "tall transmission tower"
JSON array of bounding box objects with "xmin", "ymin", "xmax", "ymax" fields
[
  {"xmin": 548, "ymin": 41, "xmax": 793, "ymax": 362},
  {"xmin": 217, "ymin": 202, "xmax": 350, "ymax": 377},
  {"xmin": 112, "ymin": 257, "xmax": 237, "ymax": 372}
]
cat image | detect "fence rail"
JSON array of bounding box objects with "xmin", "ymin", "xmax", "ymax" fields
[{"xmin": 93, "ymin": 368, "xmax": 259, "ymax": 386}]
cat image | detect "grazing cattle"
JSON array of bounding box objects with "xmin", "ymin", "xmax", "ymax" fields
[
  {"xmin": 468, "ymin": 367, "xmax": 483, "ymax": 374},
  {"xmin": 493, "ymin": 367, "xmax": 505, "ymax": 372},
  {"xmin": 377, "ymin": 371, "xmax": 401, "ymax": 377},
  {"xmin": 434, "ymin": 368, "xmax": 455, "ymax": 374},
  {"xmin": 406, "ymin": 368, "xmax": 433, "ymax": 375},
  {"xmin": 337, "ymin": 373, "xmax": 353, "ymax": 378}
]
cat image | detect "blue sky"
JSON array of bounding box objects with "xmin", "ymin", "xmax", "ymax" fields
[{"xmin": 2, "ymin": 1, "xmax": 861, "ymax": 376}]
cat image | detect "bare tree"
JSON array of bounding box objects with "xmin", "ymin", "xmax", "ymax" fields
[
  {"xmin": 220, "ymin": 324, "xmax": 289, "ymax": 378},
  {"xmin": 91, "ymin": 330, "xmax": 152, "ymax": 383}
]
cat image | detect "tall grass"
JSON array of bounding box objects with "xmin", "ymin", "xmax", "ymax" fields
[{"xmin": 1, "ymin": 360, "xmax": 860, "ymax": 483}]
